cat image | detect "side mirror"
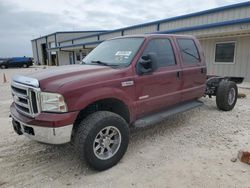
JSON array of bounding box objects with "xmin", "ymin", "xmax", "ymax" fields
[{"xmin": 137, "ymin": 53, "xmax": 158, "ymax": 75}]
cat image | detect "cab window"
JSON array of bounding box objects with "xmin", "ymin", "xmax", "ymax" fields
[
  {"xmin": 143, "ymin": 38, "xmax": 176, "ymax": 67},
  {"xmin": 177, "ymin": 39, "xmax": 200, "ymax": 64}
]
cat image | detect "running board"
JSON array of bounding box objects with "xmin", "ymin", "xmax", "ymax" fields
[{"xmin": 133, "ymin": 100, "xmax": 204, "ymax": 128}]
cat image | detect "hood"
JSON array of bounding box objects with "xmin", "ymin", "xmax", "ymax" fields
[{"xmin": 27, "ymin": 65, "xmax": 120, "ymax": 92}]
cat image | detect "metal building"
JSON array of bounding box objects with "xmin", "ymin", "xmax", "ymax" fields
[
  {"xmin": 31, "ymin": 1, "xmax": 250, "ymax": 81},
  {"xmin": 31, "ymin": 30, "xmax": 109, "ymax": 66}
]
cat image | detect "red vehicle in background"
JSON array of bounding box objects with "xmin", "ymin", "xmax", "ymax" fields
[{"xmin": 10, "ymin": 34, "xmax": 241, "ymax": 170}]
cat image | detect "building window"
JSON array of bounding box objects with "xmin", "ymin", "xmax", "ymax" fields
[
  {"xmin": 215, "ymin": 42, "xmax": 236, "ymax": 63},
  {"xmin": 143, "ymin": 38, "xmax": 176, "ymax": 67},
  {"xmin": 177, "ymin": 38, "xmax": 200, "ymax": 64}
]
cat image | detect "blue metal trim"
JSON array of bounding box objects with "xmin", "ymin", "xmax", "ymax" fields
[
  {"xmin": 61, "ymin": 33, "xmax": 106, "ymax": 44},
  {"xmin": 51, "ymin": 17, "xmax": 250, "ymax": 51},
  {"xmin": 31, "ymin": 1, "xmax": 250, "ymax": 43},
  {"xmin": 49, "ymin": 40, "xmax": 103, "ymax": 50},
  {"xmin": 119, "ymin": 1, "xmax": 250, "ymax": 31},
  {"xmin": 153, "ymin": 17, "xmax": 250, "ymax": 34},
  {"xmin": 31, "ymin": 32, "xmax": 56, "ymax": 41},
  {"xmin": 31, "ymin": 30, "xmax": 109, "ymax": 41},
  {"xmin": 56, "ymin": 30, "xmax": 109, "ymax": 34},
  {"xmin": 62, "ymin": 41, "xmax": 103, "ymax": 48},
  {"xmin": 60, "ymin": 31, "xmax": 112, "ymax": 43},
  {"xmin": 58, "ymin": 1, "xmax": 250, "ymax": 45}
]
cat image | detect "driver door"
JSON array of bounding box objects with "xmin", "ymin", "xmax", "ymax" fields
[{"xmin": 134, "ymin": 38, "xmax": 182, "ymax": 118}]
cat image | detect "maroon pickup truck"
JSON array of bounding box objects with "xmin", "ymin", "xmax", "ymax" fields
[{"xmin": 10, "ymin": 34, "xmax": 241, "ymax": 170}]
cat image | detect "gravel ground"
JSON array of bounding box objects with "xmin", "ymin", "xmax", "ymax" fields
[{"xmin": 0, "ymin": 67, "xmax": 250, "ymax": 188}]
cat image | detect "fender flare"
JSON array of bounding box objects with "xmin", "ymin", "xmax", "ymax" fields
[{"xmin": 71, "ymin": 87, "xmax": 135, "ymax": 121}]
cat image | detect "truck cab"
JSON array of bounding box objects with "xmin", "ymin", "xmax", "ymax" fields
[
  {"xmin": 133, "ymin": 35, "xmax": 206, "ymax": 117},
  {"xmin": 10, "ymin": 34, "xmax": 237, "ymax": 171}
]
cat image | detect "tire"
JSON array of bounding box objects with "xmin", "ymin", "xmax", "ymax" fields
[
  {"xmin": 22, "ymin": 64, "xmax": 28, "ymax": 68},
  {"xmin": 1, "ymin": 64, "xmax": 6, "ymax": 69},
  {"xmin": 74, "ymin": 111, "xmax": 129, "ymax": 171},
  {"xmin": 216, "ymin": 80, "xmax": 238, "ymax": 111}
]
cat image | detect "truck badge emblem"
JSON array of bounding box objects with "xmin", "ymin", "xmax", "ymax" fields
[{"xmin": 121, "ymin": 81, "xmax": 134, "ymax": 87}]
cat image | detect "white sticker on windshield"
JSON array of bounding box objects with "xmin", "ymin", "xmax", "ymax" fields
[{"xmin": 115, "ymin": 51, "xmax": 132, "ymax": 57}]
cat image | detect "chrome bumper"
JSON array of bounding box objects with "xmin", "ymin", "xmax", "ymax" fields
[{"xmin": 12, "ymin": 116, "xmax": 73, "ymax": 145}]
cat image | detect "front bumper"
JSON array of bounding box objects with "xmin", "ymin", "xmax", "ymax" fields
[
  {"xmin": 12, "ymin": 117, "xmax": 73, "ymax": 144},
  {"xmin": 10, "ymin": 103, "xmax": 79, "ymax": 144}
]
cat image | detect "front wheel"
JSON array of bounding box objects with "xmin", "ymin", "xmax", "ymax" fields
[
  {"xmin": 216, "ymin": 80, "xmax": 238, "ymax": 111},
  {"xmin": 1, "ymin": 64, "xmax": 6, "ymax": 69},
  {"xmin": 74, "ymin": 111, "xmax": 129, "ymax": 171}
]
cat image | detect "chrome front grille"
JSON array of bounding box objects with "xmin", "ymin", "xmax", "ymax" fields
[{"xmin": 11, "ymin": 80, "xmax": 40, "ymax": 117}]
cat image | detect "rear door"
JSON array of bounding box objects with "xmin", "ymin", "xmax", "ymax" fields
[
  {"xmin": 8, "ymin": 58, "xmax": 18, "ymax": 67},
  {"xmin": 176, "ymin": 37, "xmax": 206, "ymax": 102},
  {"xmin": 135, "ymin": 37, "xmax": 182, "ymax": 118}
]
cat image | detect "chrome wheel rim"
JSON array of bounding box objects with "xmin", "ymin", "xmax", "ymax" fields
[
  {"xmin": 93, "ymin": 126, "xmax": 121, "ymax": 160},
  {"xmin": 228, "ymin": 88, "xmax": 236, "ymax": 105}
]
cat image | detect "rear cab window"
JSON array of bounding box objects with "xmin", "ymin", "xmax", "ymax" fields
[
  {"xmin": 143, "ymin": 38, "xmax": 176, "ymax": 68},
  {"xmin": 177, "ymin": 38, "xmax": 201, "ymax": 65}
]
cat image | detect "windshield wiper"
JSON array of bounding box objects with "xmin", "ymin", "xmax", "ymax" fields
[
  {"xmin": 91, "ymin": 60, "xmax": 119, "ymax": 67},
  {"xmin": 91, "ymin": 60, "xmax": 109, "ymax": 66}
]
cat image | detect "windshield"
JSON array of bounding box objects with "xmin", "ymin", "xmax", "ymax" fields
[{"xmin": 82, "ymin": 37, "xmax": 145, "ymax": 67}]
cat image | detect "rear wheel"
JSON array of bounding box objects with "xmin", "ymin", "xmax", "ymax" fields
[
  {"xmin": 22, "ymin": 64, "xmax": 28, "ymax": 68},
  {"xmin": 1, "ymin": 64, "xmax": 6, "ymax": 69},
  {"xmin": 216, "ymin": 80, "xmax": 238, "ymax": 111},
  {"xmin": 74, "ymin": 111, "xmax": 129, "ymax": 171}
]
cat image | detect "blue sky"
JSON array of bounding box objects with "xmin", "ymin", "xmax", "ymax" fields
[{"xmin": 0, "ymin": 0, "xmax": 247, "ymax": 57}]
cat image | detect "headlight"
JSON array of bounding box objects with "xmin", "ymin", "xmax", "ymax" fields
[{"xmin": 40, "ymin": 92, "xmax": 68, "ymax": 112}]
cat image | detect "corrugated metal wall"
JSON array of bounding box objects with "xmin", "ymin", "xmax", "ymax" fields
[
  {"xmin": 72, "ymin": 36, "xmax": 98, "ymax": 45},
  {"xmin": 160, "ymin": 6, "xmax": 250, "ymax": 31},
  {"xmin": 58, "ymin": 51, "xmax": 70, "ymax": 65},
  {"xmin": 58, "ymin": 4, "xmax": 250, "ymax": 45},
  {"xmin": 31, "ymin": 2, "xmax": 250, "ymax": 81},
  {"xmin": 124, "ymin": 25, "xmax": 157, "ymax": 35},
  {"xmin": 46, "ymin": 35, "xmax": 55, "ymax": 44},
  {"xmin": 59, "ymin": 40, "xmax": 72, "ymax": 46},
  {"xmin": 35, "ymin": 38, "xmax": 46, "ymax": 65},
  {"xmin": 176, "ymin": 23, "xmax": 250, "ymax": 37},
  {"xmin": 199, "ymin": 35, "xmax": 250, "ymax": 81},
  {"xmin": 99, "ymin": 31, "xmax": 122, "ymax": 41},
  {"xmin": 56, "ymin": 32, "xmax": 101, "ymax": 43}
]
